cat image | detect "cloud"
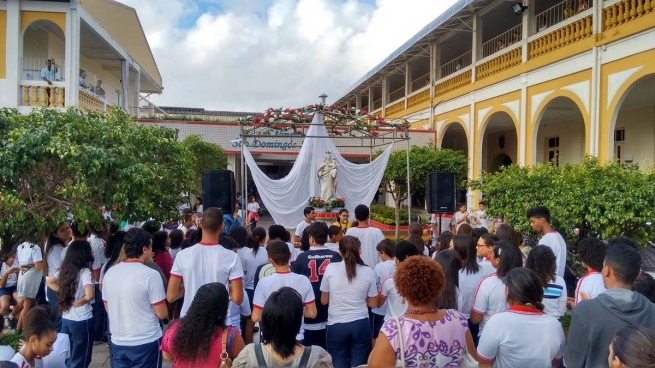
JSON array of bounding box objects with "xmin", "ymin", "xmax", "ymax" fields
[{"xmin": 117, "ymin": 0, "xmax": 458, "ymax": 111}]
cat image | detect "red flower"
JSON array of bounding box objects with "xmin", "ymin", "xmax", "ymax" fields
[{"xmin": 361, "ymin": 109, "xmax": 367, "ymax": 114}]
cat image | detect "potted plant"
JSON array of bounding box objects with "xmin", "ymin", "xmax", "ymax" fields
[
  {"xmin": 308, "ymin": 197, "xmax": 326, "ymax": 212},
  {"xmin": 330, "ymin": 198, "xmax": 346, "ymax": 212}
]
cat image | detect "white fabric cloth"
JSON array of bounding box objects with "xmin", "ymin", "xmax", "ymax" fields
[{"xmin": 242, "ymin": 114, "xmax": 393, "ymax": 228}]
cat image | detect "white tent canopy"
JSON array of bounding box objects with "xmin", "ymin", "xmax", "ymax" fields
[{"xmin": 241, "ymin": 114, "xmax": 394, "ymax": 228}]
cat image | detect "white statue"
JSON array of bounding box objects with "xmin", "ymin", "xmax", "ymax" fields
[{"xmin": 317, "ymin": 151, "xmax": 337, "ymax": 202}]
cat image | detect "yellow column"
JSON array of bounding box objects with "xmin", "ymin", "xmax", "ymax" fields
[
  {"xmin": 34, "ymin": 87, "xmax": 41, "ymax": 107},
  {"xmin": 57, "ymin": 87, "xmax": 65, "ymax": 108},
  {"xmin": 23, "ymin": 86, "xmax": 30, "ymax": 106}
]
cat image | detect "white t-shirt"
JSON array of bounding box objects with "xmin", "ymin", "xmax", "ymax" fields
[
  {"xmin": 170, "ymin": 242, "xmax": 244, "ymax": 316},
  {"xmin": 176, "ymin": 223, "xmax": 197, "ymax": 235},
  {"xmin": 1, "ymin": 259, "xmax": 20, "ymax": 288},
  {"xmin": 380, "ymin": 275, "xmax": 408, "ymax": 320},
  {"xmin": 0, "ymin": 345, "xmax": 15, "ymax": 360},
  {"xmin": 11, "ymin": 353, "xmax": 43, "ymax": 368},
  {"xmin": 575, "ymin": 271, "xmax": 606, "ymax": 304},
  {"xmin": 295, "ymin": 220, "xmax": 311, "ymax": 238},
  {"xmin": 61, "ymin": 244, "xmax": 101, "ymax": 273},
  {"xmin": 542, "ymin": 276, "xmax": 567, "ymax": 319},
  {"xmin": 454, "ymin": 211, "xmax": 469, "ymax": 230},
  {"xmin": 89, "ymin": 235, "xmax": 107, "ymax": 266},
  {"xmin": 17, "ymin": 242, "xmax": 42, "ymax": 266},
  {"xmin": 458, "ymin": 267, "xmax": 488, "ymax": 319},
  {"xmin": 41, "ymin": 333, "xmax": 71, "ymax": 368},
  {"xmin": 320, "ymin": 262, "xmax": 377, "ymax": 325},
  {"xmin": 345, "ymin": 226, "xmax": 385, "ymax": 268},
  {"xmin": 227, "ymin": 288, "xmax": 251, "ymax": 329},
  {"xmin": 325, "ymin": 242, "xmax": 339, "ymax": 252},
  {"xmin": 102, "ymin": 260, "xmax": 166, "ymax": 346},
  {"xmin": 285, "ymin": 242, "xmax": 299, "ymax": 264},
  {"xmin": 237, "ymin": 247, "xmax": 269, "ymax": 290},
  {"xmin": 478, "ymin": 306, "xmax": 565, "ymax": 368},
  {"xmin": 471, "ymin": 273, "xmax": 509, "ymax": 336},
  {"xmin": 372, "ymin": 260, "xmax": 395, "ymax": 316},
  {"xmin": 478, "ymin": 259, "xmax": 496, "ymax": 276},
  {"xmin": 253, "ymin": 271, "xmax": 315, "ymax": 340},
  {"xmin": 169, "ymin": 247, "xmax": 181, "ymax": 261},
  {"xmin": 539, "ymin": 232, "xmax": 567, "ymax": 278},
  {"xmin": 247, "ymin": 202, "xmax": 260, "ymax": 213},
  {"xmin": 55, "ymin": 268, "xmax": 94, "ymax": 321},
  {"xmin": 475, "ymin": 210, "xmax": 489, "ymax": 229},
  {"xmin": 46, "ymin": 244, "xmax": 65, "ymax": 277}
]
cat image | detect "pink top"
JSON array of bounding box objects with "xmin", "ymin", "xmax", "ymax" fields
[
  {"xmin": 153, "ymin": 251, "xmax": 173, "ymax": 282},
  {"xmin": 160, "ymin": 322, "xmax": 236, "ymax": 368}
]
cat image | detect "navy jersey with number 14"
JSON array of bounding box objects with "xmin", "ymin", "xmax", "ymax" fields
[{"xmin": 293, "ymin": 247, "xmax": 341, "ymax": 327}]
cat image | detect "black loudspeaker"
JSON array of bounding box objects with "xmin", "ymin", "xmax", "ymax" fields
[
  {"xmin": 202, "ymin": 170, "xmax": 236, "ymax": 215},
  {"xmin": 425, "ymin": 172, "xmax": 458, "ymax": 213}
]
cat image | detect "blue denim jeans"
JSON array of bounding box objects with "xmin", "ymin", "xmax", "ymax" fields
[
  {"xmin": 326, "ymin": 318, "xmax": 372, "ymax": 368},
  {"xmin": 62, "ymin": 317, "xmax": 95, "ymax": 368},
  {"xmin": 46, "ymin": 287, "xmax": 62, "ymax": 333},
  {"xmin": 110, "ymin": 338, "xmax": 162, "ymax": 368}
]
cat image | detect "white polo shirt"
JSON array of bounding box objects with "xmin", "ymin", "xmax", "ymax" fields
[
  {"xmin": 102, "ymin": 260, "xmax": 166, "ymax": 346},
  {"xmin": 471, "ymin": 273, "xmax": 509, "ymax": 336},
  {"xmin": 478, "ymin": 259, "xmax": 496, "ymax": 277},
  {"xmin": 575, "ymin": 270, "xmax": 606, "ymax": 304},
  {"xmin": 372, "ymin": 260, "xmax": 396, "ymax": 316},
  {"xmin": 17, "ymin": 242, "xmax": 42, "ymax": 266},
  {"xmin": 345, "ymin": 226, "xmax": 385, "ymax": 268},
  {"xmin": 380, "ymin": 275, "xmax": 408, "ymax": 320},
  {"xmin": 237, "ymin": 247, "xmax": 269, "ymax": 290},
  {"xmin": 457, "ymin": 267, "xmax": 488, "ymax": 319},
  {"xmin": 478, "ymin": 306, "xmax": 565, "ymax": 368},
  {"xmin": 320, "ymin": 262, "xmax": 377, "ymax": 325},
  {"xmin": 57, "ymin": 269, "xmax": 94, "ymax": 322},
  {"xmin": 46, "ymin": 244, "xmax": 65, "ymax": 277},
  {"xmin": 538, "ymin": 232, "xmax": 567, "ymax": 278},
  {"xmin": 1, "ymin": 259, "xmax": 19, "ymax": 288},
  {"xmin": 295, "ymin": 220, "xmax": 312, "ymax": 238},
  {"xmin": 227, "ymin": 288, "xmax": 251, "ymax": 329},
  {"xmin": 253, "ymin": 271, "xmax": 315, "ymax": 340},
  {"xmin": 170, "ymin": 242, "xmax": 244, "ymax": 316}
]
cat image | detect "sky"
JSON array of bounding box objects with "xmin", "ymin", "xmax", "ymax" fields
[{"xmin": 117, "ymin": 0, "xmax": 459, "ymax": 112}]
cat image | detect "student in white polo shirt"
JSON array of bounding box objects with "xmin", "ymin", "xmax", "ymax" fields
[
  {"xmin": 470, "ymin": 241, "xmax": 523, "ymax": 337},
  {"xmin": 527, "ymin": 206, "xmax": 567, "ymax": 278},
  {"xmin": 47, "ymin": 241, "xmax": 96, "ymax": 368},
  {"xmin": 167, "ymin": 207, "xmax": 244, "ymax": 316},
  {"xmin": 377, "ymin": 241, "xmax": 421, "ymax": 321},
  {"xmin": 345, "ymin": 205, "xmax": 385, "ymax": 268},
  {"xmin": 574, "ymin": 237, "xmax": 607, "ymax": 304},
  {"xmin": 252, "ymin": 240, "xmax": 317, "ymax": 341},
  {"xmin": 320, "ymin": 236, "xmax": 377, "ymax": 368},
  {"xmin": 478, "ymin": 268, "xmax": 565, "ymax": 368},
  {"xmin": 526, "ymin": 245, "xmax": 567, "ymax": 319},
  {"xmin": 294, "ymin": 207, "xmax": 316, "ymax": 246},
  {"xmin": 102, "ymin": 228, "xmax": 168, "ymax": 368}
]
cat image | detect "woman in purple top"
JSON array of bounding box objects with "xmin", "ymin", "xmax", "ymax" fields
[{"xmin": 368, "ymin": 256, "xmax": 478, "ymax": 367}]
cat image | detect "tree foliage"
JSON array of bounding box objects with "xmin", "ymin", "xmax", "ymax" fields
[
  {"xmin": 469, "ymin": 157, "xmax": 655, "ymax": 246},
  {"xmin": 181, "ymin": 135, "xmax": 227, "ymax": 189},
  {"xmin": 0, "ymin": 108, "xmax": 195, "ymax": 247},
  {"xmin": 381, "ymin": 144, "xmax": 468, "ymax": 237}
]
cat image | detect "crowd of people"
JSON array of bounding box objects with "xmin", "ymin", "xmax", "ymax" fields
[{"xmin": 1, "ymin": 202, "xmax": 655, "ymax": 368}]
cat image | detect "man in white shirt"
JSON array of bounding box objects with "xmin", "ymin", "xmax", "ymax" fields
[
  {"xmin": 345, "ymin": 205, "xmax": 385, "ymax": 268},
  {"xmin": 473, "ymin": 201, "xmax": 489, "ymax": 229},
  {"xmin": 102, "ymin": 228, "xmax": 168, "ymax": 368},
  {"xmin": 527, "ymin": 206, "xmax": 567, "ymax": 278},
  {"xmin": 168, "ymin": 208, "xmax": 244, "ymax": 316},
  {"xmin": 176, "ymin": 209, "xmax": 197, "ymax": 235},
  {"xmin": 293, "ymin": 207, "xmax": 316, "ymax": 246},
  {"xmin": 377, "ymin": 241, "xmax": 420, "ymax": 320}
]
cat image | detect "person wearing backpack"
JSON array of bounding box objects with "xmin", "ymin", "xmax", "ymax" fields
[{"xmin": 232, "ymin": 287, "xmax": 332, "ymax": 367}]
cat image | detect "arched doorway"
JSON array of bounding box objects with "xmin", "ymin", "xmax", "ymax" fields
[
  {"xmin": 611, "ymin": 73, "xmax": 655, "ymax": 164},
  {"xmin": 481, "ymin": 111, "xmax": 518, "ymax": 173},
  {"xmin": 535, "ymin": 97, "xmax": 586, "ymax": 166},
  {"xmin": 22, "ymin": 20, "xmax": 65, "ymax": 81},
  {"xmin": 440, "ymin": 122, "xmax": 468, "ymax": 154}
]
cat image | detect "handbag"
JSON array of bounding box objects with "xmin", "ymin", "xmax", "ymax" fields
[
  {"xmin": 392, "ymin": 316, "xmax": 406, "ymax": 368},
  {"xmin": 219, "ymin": 328, "xmax": 233, "ymax": 368}
]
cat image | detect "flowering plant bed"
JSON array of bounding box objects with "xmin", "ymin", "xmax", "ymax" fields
[
  {"xmin": 330, "ymin": 198, "xmax": 346, "ymax": 208},
  {"xmin": 308, "ymin": 197, "xmax": 326, "ymax": 208}
]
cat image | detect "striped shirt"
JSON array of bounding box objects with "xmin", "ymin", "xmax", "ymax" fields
[{"xmin": 542, "ymin": 276, "xmax": 567, "ymax": 319}]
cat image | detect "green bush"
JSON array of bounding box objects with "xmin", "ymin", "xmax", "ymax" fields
[
  {"xmin": 0, "ymin": 331, "xmax": 23, "ymax": 352},
  {"xmin": 370, "ymin": 204, "xmax": 428, "ymax": 226}
]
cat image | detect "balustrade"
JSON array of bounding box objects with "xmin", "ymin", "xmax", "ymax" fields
[
  {"xmin": 529, "ymin": 15, "xmax": 593, "ymax": 59},
  {"xmin": 603, "ymin": 0, "xmax": 654, "ymax": 31},
  {"xmin": 435, "ymin": 70, "xmax": 472, "ymax": 96},
  {"xmin": 21, "ymin": 83, "xmax": 65, "ymax": 108}
]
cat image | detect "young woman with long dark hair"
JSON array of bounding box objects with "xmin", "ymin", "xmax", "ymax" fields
[
  {"xmin": 246, "ymin": 196, "xmax": 260, "ymax": 231},
  {"xmin": 470, "ymin": 241, "xmax": 523, "ymax": 338},
  {"xmin": 47, "ymin": 241, "xmax": 96, "ymax": 368},
  {"xmin": 478, "ymin": 268, "xmax": 565, "ymax": 367},
  {"xmin": 609, "ymin": 325, "xmax": 655, "ymax": 368},
  {"xmin": 152, "ymin": 231, "xmax": 173, "ymax": 282},
  {"xmin": 237, "ymin": 227, "xmax": 268, "ymax": 309},
  {"xmin": 0, "ymin": 251, "xmax": 22, "ymax": 330},
  {"xmin": 161, "ymin": 282, "xmax": 244, "ymax": 367},
  {"xmin": 526, "ymin": 245, "xmax": 567, "ymax": 319},
  {"xmin": 44, "ymin": 222, "xmax": 72, "ymax": 332},
  {"xmin": 433, "ymin": 249, "xmax": 461, "ymax": 310},
  {"xmin": 320, "ymin": 235, "xmax": 377, "ymax": 368}
]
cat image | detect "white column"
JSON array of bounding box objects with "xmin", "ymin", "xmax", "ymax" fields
[
  {"xmin": 472, "ymin": 15, "xmax": 481, "ymax": 82},
  {"xmin": 468, "ymin": 94, "xmax": 476, "ymax": 209},
  {"xmin": 404, "ymin": 61, "xmax": 410, "ymax": 109},
  {"xmin": 589, "ymin": 0, "xmax": 602, "ymax": 157},
  {"xmin": 65, "ymin": 3, "xmax": 80, "ymax": 107},
  {"xmin": 120, "ymin": 60, "xmax": 128, "ymax": 110},
  {"xmin": 522, "ymin": 0, "xmax": 534, "ymax": 62},
  {"xmin": 5, "ymin": 0, "xmax": 21, "ymax": 108},
  {"xmin": 133, "ymin": 69, "xmax": 141, "ymax": 117},
  {"xmin": 368, "ymin": 86, "xmax": 373, "ymax": 111},
  {"xmin": 355, "ymin": 94, "xmax": 361, "ymax": 109},
  {"xmin": 381, "ymin": 76, "xmax": 387, "ymax": 117},
  {"xmin": 519, "ymin": 74, "xmax": 528, "ymax": 166}
]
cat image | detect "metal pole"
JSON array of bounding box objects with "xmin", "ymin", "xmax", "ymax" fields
[{"xmin": 406, "ymin": 136, "xmax": 411, "ymax": 225}]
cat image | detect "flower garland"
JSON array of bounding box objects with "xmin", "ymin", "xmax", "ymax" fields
[{"xmin": 238, "ymin": 104, "xmax": 409, "ymax": 137}]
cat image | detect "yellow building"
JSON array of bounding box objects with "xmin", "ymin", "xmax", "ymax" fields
[
  {"xmin": 0, "ymin": 0, "xmax": 162, "ymax": 114},
  {"xmin": 335, "ymin": 0, "xmax": 655, "ymax": 206}
]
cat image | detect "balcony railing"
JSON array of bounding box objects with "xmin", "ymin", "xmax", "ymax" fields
[
  {"xmin": 477, "ymin": 47, "xmax": 522, "ymax": 80},
  {"xmin": 534, "ymin": 0, "xmax": 593, "ymax": 35},
  {"xmin": 407, "ymin": 89, "xmax": 431, "ymax": 109},
  {"xmin": 441, "ymin": 51, "xmax": 472, "ymax": 78},
  {"xmin": 603, "ymin": 0, "xmax": 654, "ymax": 32},
  {"xmin": 481, "ymin": 24, "xmax": 523, "ymax": 58},
  {"xmin": 21, "ymin": 58, "xmax": 65, "ymax": 82},
  {"xmin": 410, "ymin": 72, "xmax": 430, "ymax": 93},
  {"xmin": 21, "ymin": 81, "xmax": 66, "ymax": 108},
  {"xmin": 388, "ymin": 85, "xmax": 406, "ymax": 103},
  {"xmin": 435, "ymin": 69, "xmax": 472, "ymax": 96},
  {"xmin": 79, "ymin": 67, "xmax": 121, "ymax": 106},
  {"xmin": 372, "ymin": 98, "xmax": 383, "ymax": 111},
  {"xmin": 529, "ymin": 14, "xmax": 593, "ymax": 59}
]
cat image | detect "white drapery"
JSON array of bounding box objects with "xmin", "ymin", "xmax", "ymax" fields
[{"xmin": 242, "ymin": 114, "xmax": 393, "ymax": 228}]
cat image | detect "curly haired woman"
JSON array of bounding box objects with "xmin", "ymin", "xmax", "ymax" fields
[
  {"xmin": 368, "ymin": 256, "xmax": 477, "ymax": 367},
  {"xmin": 161, "ymin": 282, "xmax": 244, "ymax": 367}
]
